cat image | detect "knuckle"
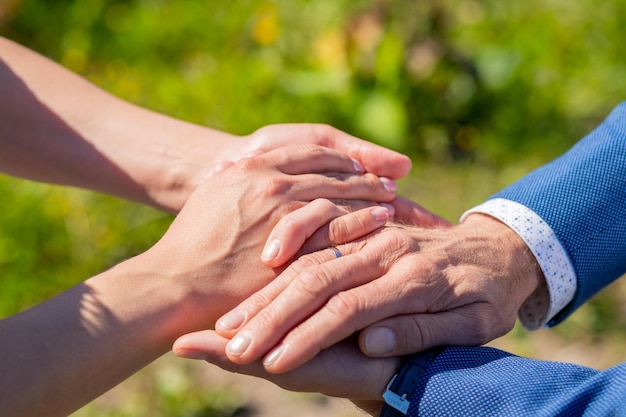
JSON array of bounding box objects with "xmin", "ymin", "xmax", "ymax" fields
[
  {"xmin": 238, "ymin": 156, "xmax": 261, "ymax": 172},
  {"xmin": 379, "ymin": 229, "xmax": 415, "ymax": 253},
  {"xmin": 284, "ymin": 200, "xmax": 305, "ymax": 214},
  {"xmin": 404, "ymin": 316, "xmax": 428, "ymax": 351},
  {"xmin": 362, "ymin": 172, "xmax": 383, "ymax": 188},
  {"xmin": 312, "ymin": 123, "xmax": 335, "ymax": 142},
  {"xmin": 291, "ymin": 251, "xmax": 326, "ymax": 270},
  {"xmin": 294, "ymin": 268, "xmax": 336, "ymax": 299},
  {"xmin": 327, "ymin": 218, "xmax": 354, "ymax": 244},
  {"xmin": 262, "ymin": 177, "xmax": 291, "ymax": 197},
  {"xmin": 253, "ymin": 308, "xmax": 290, "ymax": 335},
  {"xmin": 297, "ymin": 142, "xmax": 323, "ymax": 156},
  {"xmin": 244, "ymin": 292, "xmax": 276, "ymax": 314},
  {"xmin": 324, "ymin": 291, "xmax": 362, "ymax": 322},
  {"xmin": 314, "ymin": 197, "xmax": 336, "ymax": 210},
  {"xmin": 275, "ymin": 212, "xmax": 303, "ymax": 234}
]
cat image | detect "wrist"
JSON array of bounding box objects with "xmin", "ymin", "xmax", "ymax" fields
[
  {"xmin": 117, "ymin": 112, "xmax": 241, "ymax": 213},
  {"xmin": 379, "ymin": 347, "xmax": 444, "ymax": 416},
  {"xmin": 103, "ymin": 254, "xmax": 214, "ymax": 351},
  {"xmin": 459, "ymin": 214, "xmax": 544, "ymax": 308}
]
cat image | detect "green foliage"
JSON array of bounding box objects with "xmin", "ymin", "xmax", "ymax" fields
[
  {"xmin": 0, "ymin": 176, "xmax": 170, "ymax": 317},
  {"xmin": 3, "ymin": 0, "xmax": 625, "ymax": 160},
  {"xmin": 1, "ymin": 0, "xmax": 625, "ymax": 413}
]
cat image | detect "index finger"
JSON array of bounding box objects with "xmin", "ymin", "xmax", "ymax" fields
[
  {"xmin": 318, "ymin": 127, "xmax": 412, "ymax": 179},
  {"xmin": 219, "ymin": 244, "xmax": 388, "ymax": 367},
  {"xmin": 258, "ymin": 144, "xmax": 365, "ymax": 175}
]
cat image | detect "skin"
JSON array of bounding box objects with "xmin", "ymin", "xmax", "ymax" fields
[
  {"xmin": 173, "ymin": 197, "xmax": 454, "ymax": 415},
  {"xmin": 0, "ymin": 145, "xmax": 396, "ymax": 417},
  {"xmin": 0, "ymin": 36, "xmax": 412, "ymax": 214},
  {"xmin": 175, "ymin": 317, "xmax": 396, "ymax": 416},
  {"xmin": 0, "ymin": 36, "xmax": 414, "ymax": 416},
  {"xmin": 190, "ymin": 213, "xmax": 543, "ymax": 376}
]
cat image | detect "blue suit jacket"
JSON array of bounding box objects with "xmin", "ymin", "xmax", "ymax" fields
[{"xmin": 407, "ymin": 103, "xmax": 626, "ymax": 416}]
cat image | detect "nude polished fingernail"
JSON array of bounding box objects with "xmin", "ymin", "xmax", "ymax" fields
[
  {"xmin": 262, "ymin": 239, "xmax": 281, "ymax": 261},
  {"xmin": 226, "ymin": 331, "xmax": 252, "ymax": 357},
  {"xmin": 174, "ymin": 349, "xmax": 206, "ymax": 360},
  {"xmin": 364, "ymin": 327, "xmax": 396, "ymax": 355},
  {"xmin": 371, "ymin": 207, "xmax": 390, "ymax": 222},
  {"xmin": 218, "ymin": 309, "xmax": 247, "ymax": 331},
  {"xmin": 262, "ymin": 344, "xmax": 284, "ymax": 367},
  {"xmin": 380, "ymin": 177, "xmax": 397, "ymax": 192},
  {"xmin": 380, "ymin": 203, "xmax": 396, "ymax": 218},
  {"xmin": 352, "ymin": 159, "xmax": 365, "ymax": 173}
]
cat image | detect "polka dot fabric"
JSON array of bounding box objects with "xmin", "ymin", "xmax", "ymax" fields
[
  {"xmin": 406, "ymin": 347, "xmax": 626, "ymax": 416},
  {"xmin": 490, "ymin": 102, "xmax": 626, "ymax": 326},
  {"xmin": 462, "ymin": 198, "xmax": 577, "ymax": 330},
  {"xmin": 400, "ymin": 104, "xmax": 626, "ymax": 416}
]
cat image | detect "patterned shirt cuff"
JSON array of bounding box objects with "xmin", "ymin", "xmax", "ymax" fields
[{"xmin": 460, "ymin": 198, "xmax": 577, "ymax": 330}]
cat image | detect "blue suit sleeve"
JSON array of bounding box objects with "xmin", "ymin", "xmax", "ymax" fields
[
  {"xmin": 492, "ymin": 102, "xmax": 626, "ymax": 326},
  {"xmin": 407, "ymin": 346, "xmax": 626, "ymax": 416}
]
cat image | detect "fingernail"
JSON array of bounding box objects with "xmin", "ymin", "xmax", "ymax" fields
[
  {"xmin": 364, "ymin": 327, "xmax": 396, "ymax": 355},
  {"xmin": 380, "ymin": 177, "xmax": 397, "ymax": 192},
  {"xmin": 371, "ymin": 207, "xmax": 390, "ymax": 222},
  {"xmin": 226, "ymin": 331, "xmax": 252, "ymax": 357},
  {"xmin": 262, "ymin": 344, "xmax": 284, "ymax": 367},
  {"xmin": 174, "ymin": 349, "xmax": 206, "ymax": 360},
  {"xmin": 381, "ymin": 203, "xmax": 396, "ymax": 217},
  {"xmin": 352, "ymin": 159, "xmax": 365, "ymax": 173},
  {"xmin": 218, "ymin": 309, "xmax": 247, "ymax": 331},
  {"xmin": 262, "ymin": 239, "xmax": 281, "ymax": 261}
]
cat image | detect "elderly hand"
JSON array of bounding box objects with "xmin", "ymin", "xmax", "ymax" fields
[
  {"xmin": 210, "ymin": 214, "xmax": 543, "ymax": 373},
  {"xmin": 260, "ymin": 195, "xmax": 450, "ymax": 268}
]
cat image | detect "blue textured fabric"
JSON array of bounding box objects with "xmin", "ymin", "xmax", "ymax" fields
[
  {"xmin": 493, "ymin": 102, "xmax": 626, "ymax": 326},
  {"xmin": 407, "ymin": 347, "xmax": 626, "ymax": 416},
  {"xmin": 405, "ymin": 104, "xmax": 626, "ymax": 415}
]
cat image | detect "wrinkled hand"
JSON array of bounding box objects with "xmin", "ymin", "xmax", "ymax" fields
[
  {"xmin": 211, "ymin": 214, "xmax": 543, "ymax": 373},
  {"xmin": 136, "ymin": 144, "xmax": 397, "ymax": 339},
  {"xmin": 261, "ymin": 196, "xmax": 450, "ymax": 268}
]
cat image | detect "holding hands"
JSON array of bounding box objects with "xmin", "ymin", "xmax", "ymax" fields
[
  {"xmin": 175, "ymin": 212, "xmax": 543, "ymax": 377},
  {"xmin": 139, "ymin": 143, "xmax": 400, "ymax": 335}
]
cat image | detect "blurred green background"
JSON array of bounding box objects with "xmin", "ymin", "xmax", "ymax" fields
[{"xmin": 1, "ymin": 0, "xmax": 625, "ymax": 416}]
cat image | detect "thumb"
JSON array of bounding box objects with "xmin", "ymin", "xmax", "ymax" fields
[
  {"xmin": 173, "ymin": 330, "xmax": 232, "ymax": 365},
  {"xmin": 358, "ymin": 309, "xmax": 490, "ymax": 357}
]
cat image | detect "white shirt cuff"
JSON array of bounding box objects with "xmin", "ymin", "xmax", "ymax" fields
[{"xmin": 461, "ymin": 198, "xmax": 577, "ymax": 330}]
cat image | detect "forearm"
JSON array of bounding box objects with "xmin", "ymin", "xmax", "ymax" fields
[
  {"xmin": 0, "ymin": 263, "xmax": 163, "ymax": 416},
  {"xmin": 0, "ymin": 255, "xmax": 225, "ymax": 417},
  {"xmin": 0, "ymin": 37, "xmax": 238, "ymax": 212}
]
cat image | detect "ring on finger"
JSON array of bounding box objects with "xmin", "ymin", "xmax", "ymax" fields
[{"xmin": 329, "ymin": 246, "xmax": 342, "ymax": 258}]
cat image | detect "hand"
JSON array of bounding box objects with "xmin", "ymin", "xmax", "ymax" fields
[
  {"xmin": 134, "ymin": 144, "xmax": 397, "ymax": 339},
  {"xmin": 147, "ymin": 123, "xmax": 411, "ymax": 213},
  {"xmin": 0, "ymin": 143, "xmax": 395, "ymax": 417},
  {"xmin": 261, "ymin": 196, "xmax": 450, "ymax": 268},
  {"xmin": 238, "ymin": 123, "xmax": 412, "ymax": 180},
  {"xmin": 212, "ymin": 214, "xmax": 543, "ymax": 373},
  {"xmin": 0, "ymin": 39, "xmax": 410, "ymax": 215},
  {"xmin": 172, "ymin": 328, "xmax": 397, "ymax": 415}
]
